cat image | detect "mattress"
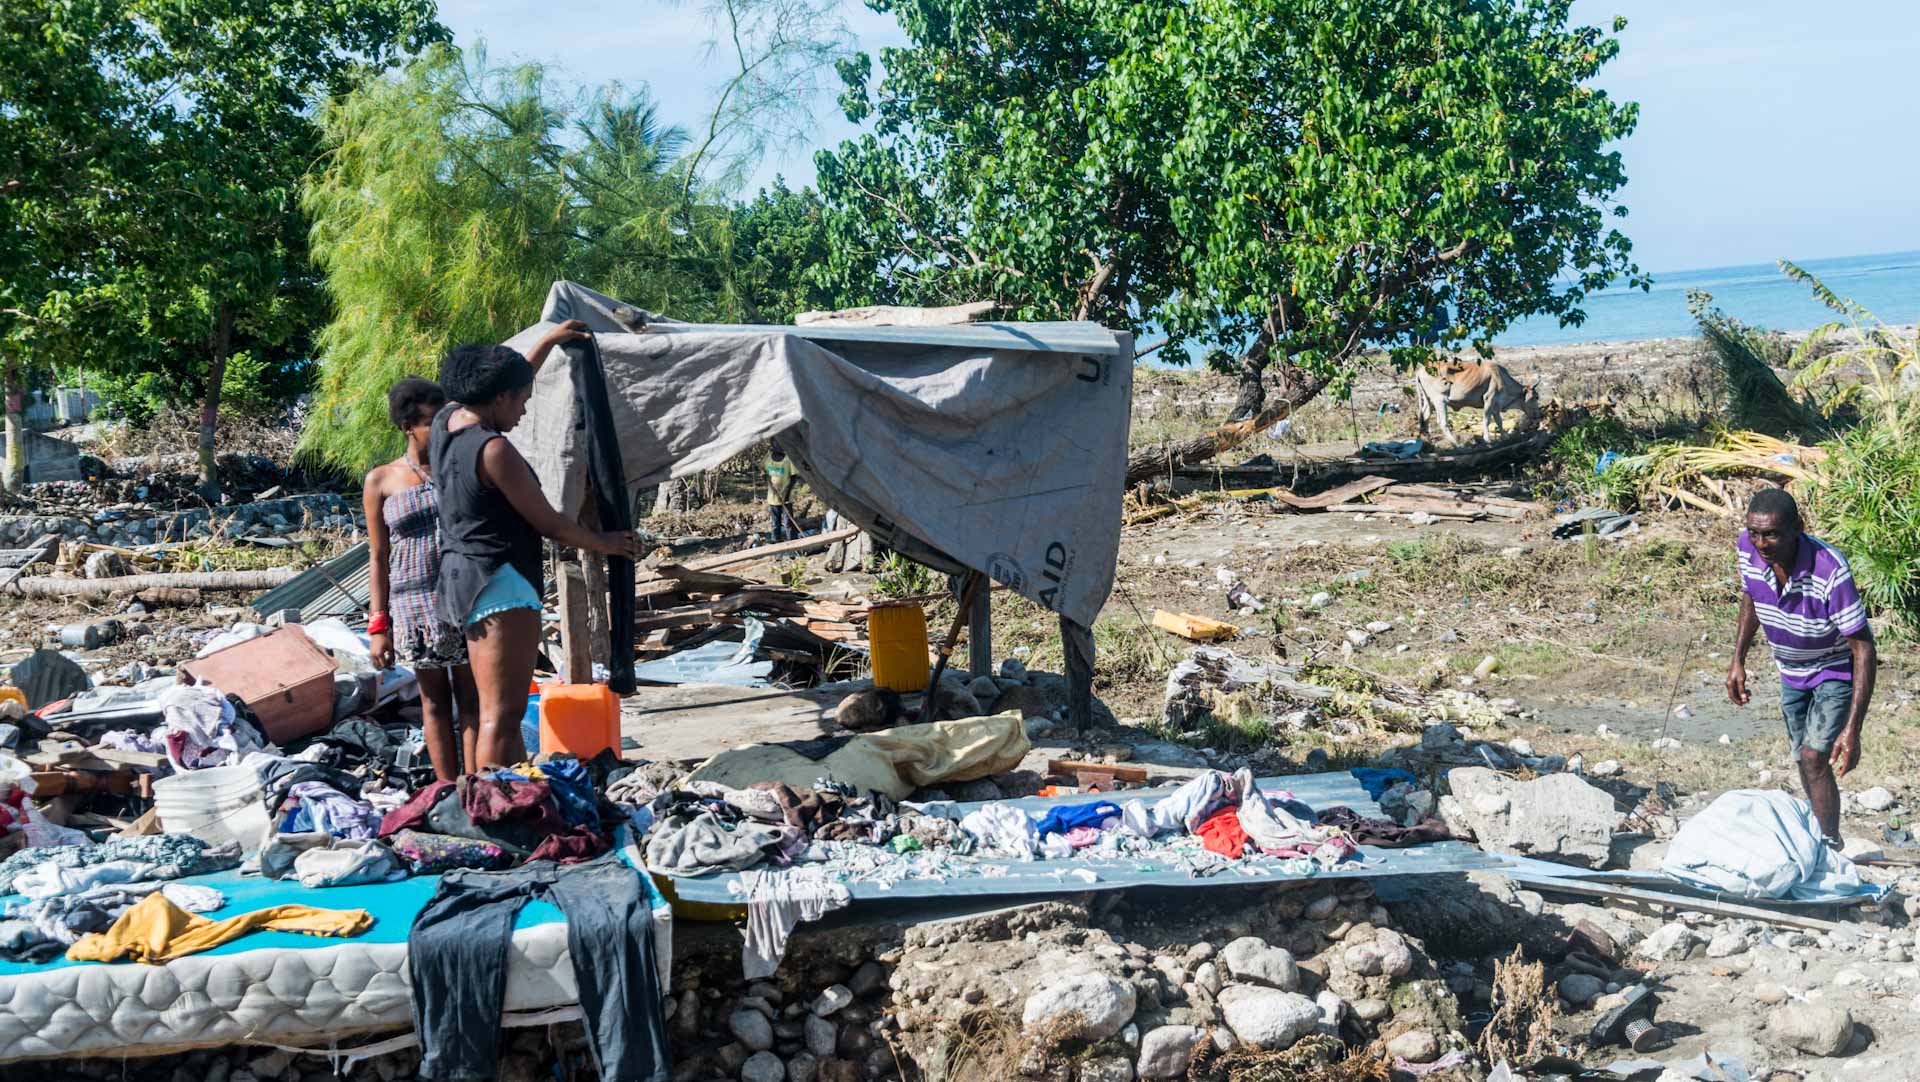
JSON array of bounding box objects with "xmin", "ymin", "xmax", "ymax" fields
[{"xmin": 0, "ymin": 846, "xmax": 672, "ymax": 1063}]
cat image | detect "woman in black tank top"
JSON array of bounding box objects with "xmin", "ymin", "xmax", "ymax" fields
[{"xmin": 432, "ymin": 322, "xmax": 644, "ymax": 769}]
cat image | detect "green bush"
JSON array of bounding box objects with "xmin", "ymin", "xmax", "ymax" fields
[{"xmin": 1806, "ymin": 418, "xmax": 1920, "ymax": 637}]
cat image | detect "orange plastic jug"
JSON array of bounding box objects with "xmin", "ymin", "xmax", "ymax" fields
[
  {"xmin": 539, "ymin": 683, "xmax": 620, "ymax": 760},
  {"xmin": 867, "ymin": 601, "xmax": 931, "ymax": 692}
]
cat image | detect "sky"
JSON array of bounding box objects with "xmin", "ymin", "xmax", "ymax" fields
[{"xmin": 438, "ymin": 0, "xmax": 1920, "ymax": 275}]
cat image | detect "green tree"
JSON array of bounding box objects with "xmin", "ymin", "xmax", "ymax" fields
[
  {"xmin": 301, "ymin": 47, "xmax": 721, "ymax": 473},
  {"xmin": 817, "ymin": 0, "xmax": 1642, "ymax": 424},
  {"xmin": 0, "ymin": 0, "xmax": 445, "ymax": 494},
  {"xmin": 728, "ymin": 180, "xmax": 838, "ymax": 322}
]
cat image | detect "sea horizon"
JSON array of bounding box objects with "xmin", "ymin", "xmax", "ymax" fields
[{"xmin": 1493, "ymin": 247, "xmax": 1920, "ymax": 348}]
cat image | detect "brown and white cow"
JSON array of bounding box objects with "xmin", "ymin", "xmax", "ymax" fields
[{"xmin": 1414, "ymin": 357, "xmax": 1540, "ymax": 444}]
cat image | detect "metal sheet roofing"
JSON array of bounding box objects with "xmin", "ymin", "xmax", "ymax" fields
[
  {"xmin": 660, "ymin": 770, "xmax": 1505, "ymax": 907},
  {"xmin": 250, "ymin": 540, "xmax": 371, "ymax": 619}
]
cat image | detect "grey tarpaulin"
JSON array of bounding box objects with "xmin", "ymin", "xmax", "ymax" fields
[{"xmin": 503, "ymin": 282, "xmax": 1134, "ymax": 632}]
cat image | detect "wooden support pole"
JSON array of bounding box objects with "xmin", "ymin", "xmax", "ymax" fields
[
  {"xmin": 579, "ymin": 496, "xmax": 611, "ymax": 671},
  {"xmin": 556, "ymin": 560, "xmax": 593, "ymax": 684},
  {"xmin": 968, "ymin": 579, "xmax": 992, "ymax": 678}
]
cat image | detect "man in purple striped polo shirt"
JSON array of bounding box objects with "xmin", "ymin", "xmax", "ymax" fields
[{"xmin": 1726, "ymin": 488, "xmax": 1876, "ymax": 843}]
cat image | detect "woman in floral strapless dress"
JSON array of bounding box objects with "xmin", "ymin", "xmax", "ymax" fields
[{"xmin": 363, "ymin": 378, "xmax": 479, "ymax": 780}]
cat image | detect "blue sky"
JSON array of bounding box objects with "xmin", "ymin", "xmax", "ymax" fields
[{"xmin": 439, "ymin": 0, "xmax": 1920, "ymax": 274}]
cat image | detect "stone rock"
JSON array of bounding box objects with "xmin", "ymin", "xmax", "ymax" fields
[
  {"xmin": 849, "ymin": 961, "xmax": 888, "ymax": 998},
  {"xmin": 967, "ymin": 674, "xmax": 1002, "ymax": 704},
  {"xmin": 1220, "ymin": 937, "xmax": 1299, "ymax": 990},
  {"xmin": 1859, "ymin": 787, "xmax": 1897, "ymax": 812},
  {"xmin": 1183, "ymin": 942, "xmax": 1216, "ymax": 966},
  {"xmin": 1767, "ymin": 1005, "xmax": 1855, "ymax": 1056},
  {"xmin": 1385, "ymin": 1030, "xmax": 1440, "ymax": 1064},
  {"xmin": 786, "ymin": 1051, "xmax": 819, "ymax": 1082},
  {"xmin": 741, "ymin": 1051, "xmax": 785, "ymax": 1082},
  {"xmin": 1708, "ymin": 931, "xmax": 1751, "ymax": 959},
  {"xmin": 1751, "ymin": 983, "xmax": 1790, "ymax": 1006},
  {"xmin": 1194, "ymin": 961, "xmax": 1223, "ymax": 996},
  {"xmin": 1588, "ymin": 759, "xmax": 1622, "ymax": 778},
  {"xmin": 1372, "ymin": 930, "xmax": 1415, "ymax": 978},
  {"xmin": 804, "ymin": 1015, "xmax": 837, "ymax": 1058},
  {"xmin": 1352, "ymin": 998, "xmax": 1391, "ymax": 1023},
  {"xmin": 1559, "ymin": 974, "xmax": 1605, "ymax": 1007},
  {"xmin": 951, "ymin": 778, "xmax": 1004, "ymax": 802},
  {"xmin": 1637, "ymin": 922, "xmax": 1701, "ymax": 962},
  {"xmin": 1078, "ymin": 1054, "xmax": 1135, "ymax": 1082},
  {"xmin": 1421, "ymin": 723, "xmax": 1464, "ymax": 749},
  {"xmin": 1023, "ymin": 974, "xmax": 1138, "ymax": 1040},
  {"xmin": 1218, "ymin": 986, "xmax": 1320, "ymax": 1050},
  {"xmin": 1135, "ymin": 1025, "xmax": 1205, "ymax": 1080},
  {"xmin": 1442, "ymin": 767, "xmax": 1622, "ymax": 867},
  {"xmin": 718, "ymin": 1044, "xmax": 751, "ymax": 1073},
  {"xmin": 730, "ymin": 1010, "xmax": 776, "ymax": 1051},
  {"xmin": 813, "ymin": 985, "xmax": 854, "ymax": 1016},
  {"xmin": 1304, "ymin": 895, "xmax": 1339, "ymax": 921}
]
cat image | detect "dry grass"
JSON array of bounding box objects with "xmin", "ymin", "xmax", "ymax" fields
[
  {"xmin": 1191, "ymin": 1033, "xmax": 1393, "ymax": 1082},
  {"xmin": 1478, "ymin": 947, "xmax": 1555, "ymax": 1067}
]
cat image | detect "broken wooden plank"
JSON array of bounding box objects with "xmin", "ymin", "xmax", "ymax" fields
[
  {"xmin": 89, "ymin": 745, "xmax": 168, "ymax": 770},
  {"xmin": 1047, "ymin": 759, "xmax": 1151, "ymax": 785},
  {"xmin": 1151, "ymin": 609, "xmax": 1240, "ymax": 642},
  {"xmin": 9, "ymin": 569, "xmax": 296, "ymax": 597},
  {"xmin": 795, "ymin": 301, "xmax": 996, "ymax": 327},
  {"xmin": 683, "ymin": 527, "xmax": 861, "ymax": 572},
  {"xmin": 1326, "ymin": 503, "xmax": 1486, "ymax": 521},
  {"xmin": 639, "ymin": 563, "xmax": 758, "ymax": 596},
  {"xmin": 1271, "ymin": 475, "xmax": 1396, "ymax": 510},
  {"xmin": 1366, "ymin": 493, "xmax": 1494, "ymax": 517}
]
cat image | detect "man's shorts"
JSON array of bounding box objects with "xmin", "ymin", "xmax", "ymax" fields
[{"xmin": 1781, "ymin": 679, "xmax": 1853, "ymax": 755}]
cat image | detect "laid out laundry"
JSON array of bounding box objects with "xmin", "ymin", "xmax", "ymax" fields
[
  {"xmin": 156, "ymin": 684, "xmax": 264, "ymax": 772},
  {"xmin": 293, "ymin": 838, "xmax": 407, "ymax": 889},
  {"xmin": 0, "ymin": 880, "xmax": 226, "ymax": 961},
  {"xmin": 0, "ymin": 834, "xmax": 239, "ymax": 896},
  {"xmin": 387, "ymin": 829, "xmax": 513, "ymax": 875},
  {"xmin": 1317, "ymin": 806, "xmax": 1454, "ymax": 848},
  {"xmin": 408, "ymin": 856, "xmax": 668, "ymax": 1082},
  {"xmin": 280, "ymin": 781, "xmax": 381, "ymax": 840},
  {"xmin": 731, "ymin": 865, "xmax": 851, "ymax": 979},
  {"xmin": 66, "ymin": 891, "xmax": 373, "ymax": 963}
]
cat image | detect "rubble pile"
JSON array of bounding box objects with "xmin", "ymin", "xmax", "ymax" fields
[{"xmin": 0, "ymin": 494, "xmax": 358, "ymax": 547}]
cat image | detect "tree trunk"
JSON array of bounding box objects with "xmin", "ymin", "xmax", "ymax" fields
[
  {"xmin": 10, "ymin": 569, "xmax": 296, "ymax": 598},
  {"xmin": 1125, "ymin": 355, "xmax": 1334, "ymax": 488},
  {"xmin": 2, "ymin": 358, "xmax": 24, "ymax": 493},
  {"xmin": 197, "ymin": 304, "xmax": 233, "ymax": 501}
]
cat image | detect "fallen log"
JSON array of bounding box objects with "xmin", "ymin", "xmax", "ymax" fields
[
  {"xmin": 9, "ymin": 569, "xmax": 296, "ymax": 598},
  {"xmin": 1126, "ymin": 401, "xmax": 1294, "ymax": 488}
]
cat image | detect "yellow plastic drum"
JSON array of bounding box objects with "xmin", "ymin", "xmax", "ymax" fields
[{"xmin": 867, "ymin": 601, "xmax": 931, "ymax": 692}]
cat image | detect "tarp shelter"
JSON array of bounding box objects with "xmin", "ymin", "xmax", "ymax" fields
[{"xmin": 503, "ymin": 282, "xmax": 1135, "ymax": 725}]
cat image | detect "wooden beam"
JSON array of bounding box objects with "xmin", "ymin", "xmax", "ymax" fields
[
  {"xmin": 1152, "ymin": 609, "xmax": 1241, "ymax": 642},
  {"xmin": 968, "ymin": 580, "xmax": 992, "ymax": 678},
  {"xmin": 556, "ymin": 560, "xmax": 593, "ymax": 684},
  {"xmin": 795, "ymin": 301, "xmax": 996, "ymax": 327},
  {"xmin": 683, "ymin": 526, "xmax": 859, "ymax": 572}
]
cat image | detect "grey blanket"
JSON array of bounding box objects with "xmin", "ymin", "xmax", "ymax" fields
[{"xmin": 504, "ymin": 282, "xmax": 1133, "ymax": 627}]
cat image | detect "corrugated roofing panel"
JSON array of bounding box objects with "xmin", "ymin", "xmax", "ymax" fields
[{"xmin": 250, "ymin": 541, "xmax": 372, "ymax": 619}]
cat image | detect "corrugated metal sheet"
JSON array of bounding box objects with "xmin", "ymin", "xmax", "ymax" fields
[
  {"xmin": 250, "ymin": 541, "xmax": 371, "ymax": 619},
  {"xmin": 645, "ymin": 320, "xmax": 1127, "ymax": 357},
  {"xmin": 660, "ymin": 770, "xmax": 1506, "ymax": 906}
]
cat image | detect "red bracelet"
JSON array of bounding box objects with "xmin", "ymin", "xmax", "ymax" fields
[{"xmin": 367, "ymin": 612, "xmax": 391, "ymax": 635}]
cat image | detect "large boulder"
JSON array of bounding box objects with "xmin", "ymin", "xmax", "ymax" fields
[
  {"xmin": 1218, "ymin": 986, "xmax": 1320, "ymax": 1050},
  {"xmin": 1023, "ymin": 974, "xmax": 1138, "ymax": 1040},
  {"xmin": 1767, "ymin": 1005, "xmax": 1855, "ymax": 1056},
  {"xmin": 1220, "ymin": 937, "xmax": 1300, "ymax": 990},
  {"xmin": 1441, "ymin": 767, "xmax": 1621, "ymax": 867}
]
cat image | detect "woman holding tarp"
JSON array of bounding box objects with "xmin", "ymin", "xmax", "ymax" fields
[{"xmin": 431, "ymin": 321, "xmax": 645, "ymax": 768}]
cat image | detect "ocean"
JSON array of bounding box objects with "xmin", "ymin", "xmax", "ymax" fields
[{"xmin": 1494, "ymin": 249, "xmax": 1920, "ymax": 348}]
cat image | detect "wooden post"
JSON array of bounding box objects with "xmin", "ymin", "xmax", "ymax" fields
[
  {"xmin": 968, "ymin": 581, "xmax": 992, "ymax": 678},
  {"xmin": 556, "ymin": 560, "xmax": 593, "ymax": 684}
]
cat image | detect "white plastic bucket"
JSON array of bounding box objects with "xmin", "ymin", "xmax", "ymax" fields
[{"xmin": 153, "ymin": 764, "xmax": 272, "ymax": 853}]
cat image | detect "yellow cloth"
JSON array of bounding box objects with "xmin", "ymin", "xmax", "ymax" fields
[{"xmin": 66, "ymin": 891, "xmax": 374, "ymax": 964}]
